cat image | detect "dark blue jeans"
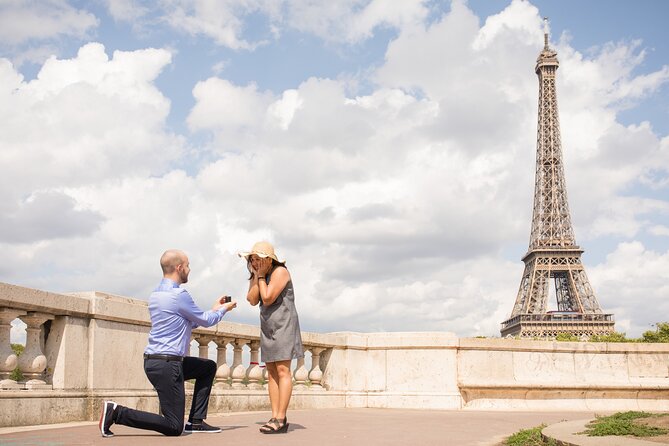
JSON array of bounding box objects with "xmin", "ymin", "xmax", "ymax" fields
[{"xmin": 115, "ymin": 356, "xmax": 217, "ymax": 436}]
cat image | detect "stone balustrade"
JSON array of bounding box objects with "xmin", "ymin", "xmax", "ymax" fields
[
  {"xmin": 0, "ymin": 282, "xmax": 333, "ymax": 392},
  {"xmin": 1, "ymin": 281, "xmax": 668, "ymax": 428}
]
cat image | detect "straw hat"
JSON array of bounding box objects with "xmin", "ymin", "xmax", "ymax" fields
[{"xmin": 238, "ymin": 241, "xmax": 284, "ymax": 263}]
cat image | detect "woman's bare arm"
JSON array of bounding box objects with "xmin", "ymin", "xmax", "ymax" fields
[
  {"xmin": 247, "ymin": 275, "xmax": 261, "ymax": 306},
  {"xmin": 257, "ymin": 264, "xmax": 290, "ymax": 306}
]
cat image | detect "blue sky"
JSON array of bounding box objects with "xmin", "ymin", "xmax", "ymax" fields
[{"xmin": 1, "ymin": 0, "xmax": 668, "ymax": 338}]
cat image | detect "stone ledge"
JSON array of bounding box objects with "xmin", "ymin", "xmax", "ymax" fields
[
  {"xmin": 0, "ymin": 282, "xmax": 90, "ymax": 317},
  {"xmin": 458, "ymin": 381, "xmax": 669, "ymax": 391},
  {"xmin": 458, "ymin": 337, "xmax": 669, "ymax": 353}
]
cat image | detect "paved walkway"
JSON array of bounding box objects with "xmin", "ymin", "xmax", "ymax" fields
[{"xmin": 0, "ymin": 408, "xmax": 661, "ymax": 446}]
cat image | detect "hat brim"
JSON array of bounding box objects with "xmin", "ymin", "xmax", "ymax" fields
[{"xmin": 238, "ymin": 251, "xmax": 283, "ymax": 263}]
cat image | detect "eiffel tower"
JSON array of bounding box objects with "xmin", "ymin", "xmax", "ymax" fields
[{"xmin": 501, "ymin": 19, "xmax": 615, "ymax": 339}]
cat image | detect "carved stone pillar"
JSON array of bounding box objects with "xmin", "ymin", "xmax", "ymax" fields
[
  {"xmin": 195, "ymin": 336, "xmax": 212, "ymax": 359},
  {"xmin": 231, "ymin": 338, "xmax": 248, "ymax": 389},
  {"xmin": 308, "ymin": 347, "xmax": 325, "ymax": 390},
  {"xmin": 17, "ymin": 312, "xmax": 54, "ymax": 389},
  {"xmin": 0, "ymin": 309, "xmax": 26, "ymax": 390},
  {"xmin": 214, "ymin": 338, "xmax": 231, "ymax": 389},
  {"xmin": 293, "ymin": 356, "xmax": 308, "ymax": 389},
  {"xmin": 246, "ymin": 341, "xmax": 262, "ymax": 390},
  {"xmin": 261, "ymin": 364, "xmax": 268, "ymax": 389}
]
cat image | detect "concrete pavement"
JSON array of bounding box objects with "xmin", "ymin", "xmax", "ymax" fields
[{"xmin": 0, "ymin": 408, "xmax": 662, "ymax": 446}]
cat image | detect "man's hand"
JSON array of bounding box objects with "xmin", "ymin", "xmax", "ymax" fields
[
  {"xmin": 213, "ymin": 296, "xmax": 237, "ymax": 312},
  {"xmin": 222, "ymin": 301, "xmax": 237, "ymax": 312}
]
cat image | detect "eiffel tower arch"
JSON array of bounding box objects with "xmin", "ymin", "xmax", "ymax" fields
[{"xmin": 501, "ymin": 19, "xmax": 615, "ymax": 339}]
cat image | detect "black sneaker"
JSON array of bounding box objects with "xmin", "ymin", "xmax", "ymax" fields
[
  {"xmin": 99, "ymin": 401, "xmax": 117, "ymax": 437},
  {"xmin": 184, "ymin": 421, "xmax": 221, "ymax": 433}
]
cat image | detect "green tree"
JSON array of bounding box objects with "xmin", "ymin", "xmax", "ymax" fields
[
  {"xmin": 10, "ymin": 343, "xmax": 25, "ymax": 382},
  {"xmin": 555, "ymin": 332, "xmax": 579, "ymax": 342},
  {"xmin": 589, "ymin": 332, "xmax": 630, "ymax": 343},
  {"xmin": 640, "ymin": 322, "xmax": 669, "ymax": 343}
]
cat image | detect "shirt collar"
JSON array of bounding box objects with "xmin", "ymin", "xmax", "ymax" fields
[{"xmin": 160, "ymin": 278, "xmax": 181, "ymax": 288}]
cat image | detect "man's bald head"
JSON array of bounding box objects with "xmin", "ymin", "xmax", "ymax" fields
[{"xmin": 160, "ymin": 249, "xmax": 188, "ymax": 275}]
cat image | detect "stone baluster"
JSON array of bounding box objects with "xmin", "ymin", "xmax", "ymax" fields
[
  {"xmin": 0, "ymin": 309, "xmax": 26, "ymax": 390},
  {"xmin": 230, "ymin": 338, "xmax": 248, "ymax": 389},
  {"xmin": 214, "ymin": 338, "xmax": 232, "ymax": 389},
  {"xmin": 293, "ymin": 355, "xmax": 309, "ymax": 389},
  {"xmin": 195, "ymin": 336, "xmax": 212, "ymax": 359},
  {"xmin": 17, "ymin": 312, "xmax": 54, "ymax": 389},
  {"xmin": 308, "ymin": 347, "xmax": 325, "ymax": 390},
  {"xmin": 261, "ymin": 363, "xmax": 268, "ymax": 389},
  {"xmin": 246, "ymin": 341, "xmax": 262, "ymax": 390}
]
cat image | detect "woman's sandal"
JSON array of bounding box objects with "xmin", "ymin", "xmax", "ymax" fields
[
  {"xmin": 259, "ymin": 418, "xmax": 277, "ymax": 433},
  {"xmin": 260, "ymin": 417, "xmax": 289, "ymax": 434}
]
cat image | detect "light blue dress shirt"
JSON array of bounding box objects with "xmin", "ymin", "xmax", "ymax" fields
[{"xmin": 144, "ymin": 278, "xmax": 227, "ymax": 357}]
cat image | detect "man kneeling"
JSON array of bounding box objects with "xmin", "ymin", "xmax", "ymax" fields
[{"xmin": 99, "ymin": 249, "xmax": 237, "ymax": 437}]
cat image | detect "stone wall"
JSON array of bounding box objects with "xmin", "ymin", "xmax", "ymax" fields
[{"xmin": 1, "ymin": 281, "xmax": 668, "ymax": 427}]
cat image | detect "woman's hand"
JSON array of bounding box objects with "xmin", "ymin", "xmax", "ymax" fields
[{"xmin": 257, "ymin": 258, "xmax": 273, "ymax": 276}]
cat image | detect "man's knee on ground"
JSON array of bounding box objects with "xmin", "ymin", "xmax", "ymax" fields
[{"xmin": 164, "ymin": 421, "xmax": 184, "ymax": 437}]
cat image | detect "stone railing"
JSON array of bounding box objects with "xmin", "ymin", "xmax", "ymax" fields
[
  {"xmin": 1, "ymin": 281, "xmax": 668, "ymax": 427},
  {"xmin": 0, "ymin": 281, "xmax": 344, "ymax": 426}
]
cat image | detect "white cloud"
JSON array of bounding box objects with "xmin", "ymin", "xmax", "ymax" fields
[
  {"xmin": 649, "ymin": 225, "xmax": 669, "ymax": 237},
  {"xmin": 188, "ymin": 78, "xmax": 273, "ymax": 135},
  {"xmin": 105, "ymin": 0, "xmax": 149, "ymax": 22},
  {"xmin": 103, "ymin": 0, "xmax": 429, "ymax": 50},
  {"xmin": 0, "ymin": 42, "xmax": 184, "ymax": 265},
  {"xmin": 0, "ymin": 0, "xmax": 98, "ymax": 45},
  {"xmin": 179, "ymin": 0, "xmax": 669, "ymax": 336},
  {"xmin": 590, "ymin": 242, "xmax": 669, "ymax": 337},
  {"xmin": 160, "ymin": 0, "xmax": 266, "ymax": 50},
  {"xmin": 0, "ymin": 191, "xmax": 103, "ymax": 244},
  {"xmin": 0, "ymin": 43, "xmax": 178, "ymax": 193},
  {"xmin": 1, "ymin": 0, "xmax": 668, "ymax": 339},
  {"xmin": 281, "ymin": 0, "xmax": 429, "ymax": 44}
]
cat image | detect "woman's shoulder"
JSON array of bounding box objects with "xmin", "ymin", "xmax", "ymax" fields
[{"xmin": 272, "ymin": 264, "xmax": 289, "ymax": 276}]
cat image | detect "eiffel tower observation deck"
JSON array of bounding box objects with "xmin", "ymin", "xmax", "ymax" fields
[{"xmin": 501, "ymin": 19, "xmax": 615, "ymax": 339}]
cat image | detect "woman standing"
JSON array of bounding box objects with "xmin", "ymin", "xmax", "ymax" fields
[{"xmin": 240, "ymin": 241, "xmax": 304, "ymax": 434}]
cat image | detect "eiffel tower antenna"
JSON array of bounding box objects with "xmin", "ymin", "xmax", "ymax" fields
[{"xmin": 501, "ymin": 18, "xmax": 615, "ymax": 339}]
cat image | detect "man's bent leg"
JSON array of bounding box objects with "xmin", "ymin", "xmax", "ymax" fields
[
  {"xmin": 114, "ymin": 359, "xmax": 185, "ymax": 436},
  {"xmin": 183, "ymin": 356, "xmax": 217, "ymax": 422}
]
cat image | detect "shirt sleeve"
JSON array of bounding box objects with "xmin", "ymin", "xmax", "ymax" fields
[{"xmin": 176, "ymin": 290, "xmax": 227, "ymax": 328}]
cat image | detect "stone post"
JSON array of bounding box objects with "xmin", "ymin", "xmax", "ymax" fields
[
  {"xmin": 231, "ymin": 338, "xmax": 248, "ymax": 389},
  {"xmin": 308, "ymin": 347, "xmax": 325, "ymax": 390},
  {"xmin": 17, "ymin": 312, "xmax": 54, "ymax": 389},
  {"xmin": 214, "ymin": 338, "xmax": 231, "ymax": 389},
  {"xmin": 246, "ymin": 341, "xmax": 262, "ymax": 390},
  {"xmin": 261, "ymin": 363, "xmax": 268, "ymax": 389},
  {"xmin": 196, "ymin": 336, "xmax": 212, "ymax": 359},
  {"xmin": 0, "ymin": 308, "xmax": 26, "ymax": 390},
  {"xmin": 293, "ymin": 356, "xmax": 308, "ymax": 389}
]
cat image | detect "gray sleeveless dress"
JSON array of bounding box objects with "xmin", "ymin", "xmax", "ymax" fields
[{"xmin": 259, "ymin": 268, "xmax": 304, "ymax": 363}]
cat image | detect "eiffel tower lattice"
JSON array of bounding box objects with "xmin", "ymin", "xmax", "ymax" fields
[{"xmin": 501, "ymin": 19, "xmax": 615, "ymax": 339}]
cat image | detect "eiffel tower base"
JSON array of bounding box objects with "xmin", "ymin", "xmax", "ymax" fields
[{"xmin": 501, "ymin": 313, "xmax": 615, "ymax": 339}]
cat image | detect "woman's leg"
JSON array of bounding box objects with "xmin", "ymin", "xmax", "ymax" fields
[
  {"xmin": 274, "ymin": 360, "xmax": 293, "ymax": 420},
  {"xmin": 265, "ymin": 362, "xmax": 280, "ymax": 418}
]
